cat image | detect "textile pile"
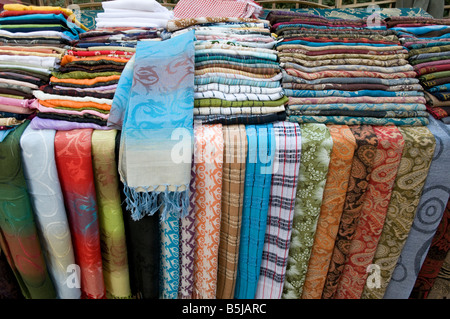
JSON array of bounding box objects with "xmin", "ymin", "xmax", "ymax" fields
[
  {"xmin": 387, "ymin": 17, "xmax": 450, "ymax": 124},
  {"xmin": 168, "ymin": 2, "xmax": 287, "ymax": 126},
  {"xmin": 0, "ymin": 4, "xmax": 86, "ymax": 140},
  {"xmin": 267, "ymin": 10, "xmax": 429, "ymax": 126}
]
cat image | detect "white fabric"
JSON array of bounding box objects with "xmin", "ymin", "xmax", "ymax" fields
[
  {"xmin": 193, "ymin": 105, "xmax": 285, "ymax": 115},
  {"xmin": 101, "ymin": 0, "xmax": 170, "ymax": 12},
  {"xmin": 32, "ymin": 90, "xmax": 113, "ymax": 105},
  {"xmin": 195, "ymin": 83, "xmax": 283, "ymax": 94},
  {"xmin": 194, "ymin": 90, "xmax": 284, "ymax": 101}
]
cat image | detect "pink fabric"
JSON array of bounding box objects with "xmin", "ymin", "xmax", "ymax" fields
[{"xmin": 174, "ymin": 0, "xmax": 257, "ymax": 19}]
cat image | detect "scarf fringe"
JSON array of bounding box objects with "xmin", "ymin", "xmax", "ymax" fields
[{"xmin": 123, "ymin": 184, "xmax": 190, "ymax": 221}]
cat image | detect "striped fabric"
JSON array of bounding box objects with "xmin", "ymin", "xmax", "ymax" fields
[
  {"xmin": 255, "ymin": 121, "xmax": 302, "ymax": 299},
  {"xmin": 216, "ymin": 125, "xmax": 247, "ymax": 299}
]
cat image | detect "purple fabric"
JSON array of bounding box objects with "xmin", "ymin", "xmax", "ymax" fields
[
  {"xmin": 54, "ymin": 84, "xmax": 118, "ymax": 92},
  {"xmin": 29, "ymin": 117, "xmax": 111, "ymax": 131},
  {"xmin": 178, "ymin": 162, "xmax": 196, "ymax": 299}
]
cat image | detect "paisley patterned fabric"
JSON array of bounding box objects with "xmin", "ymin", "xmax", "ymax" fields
[
  {"xmin": 302, "ymin": 125, "xmax": 356, "ymax": 299},
  {"xmin": 322, "ymin": 125, "xmax": 378, "ymax": 299},
  {"xmin": 192, "ymin": 124, "xmax": 224, "ymax": 299},
  {"xmin": 216, "ymin": 125, "xmax": 247, "ymax": 299},
  {"xmin": 361, "ymin": 126, "xmax": 436, "ymax": 299},
  {"xmin": 91, "ymin": 130, "xmax": 131, "ymax": 299},
  {"xmin": 54, "ymin": 129, "xmax": 105, "ymax": 299},
  {"xmin": 283, "ymin": 123, "xmax": 333, "ymax": 299},
  {"xmin": 384, "ymin": 117, "xmax": 450, "ymax": 299},
  {"xmin": 335, "ymin": 126, "xmax": 405, "ymax": 299}
]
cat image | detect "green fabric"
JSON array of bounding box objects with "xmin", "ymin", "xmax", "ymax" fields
[
  {"xmin": 360, "ymin": 126, "xmax": 436, "ymax": 299},
  {"xmin": 194, "ymin": 96, "xmax": 289, "ymax": 108},
  {"xmin": 282, "ymin": 123, "xmax": 333, "ymax": 299},
  {"xmin": 0, "ymin": 121, "xmax": 56, "ymax": 299},
  {"xmin": 51, "ymin": 71, "xmax": 122, "ymax": 80}
]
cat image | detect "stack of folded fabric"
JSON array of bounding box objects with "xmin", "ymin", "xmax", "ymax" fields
[
  {"xmin": 168, "ymin": 8, "xmax": 288, "ymax": 125},
  {"xmin": 0, "ymin": 4, "xmax": 87, "ymax": 137},
  {"xmin": 267, "ymin": 10, "xmax": 429, "ymax": 126},
  {"xmin": 386, "ymin": 17, "xmax": 450, "ymax": 124}
]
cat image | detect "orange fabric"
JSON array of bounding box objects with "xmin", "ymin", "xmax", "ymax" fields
[
  {"xmin": 50, "ymin": 75, "xmax": 121, "ymax": 86},
  {"xmin": 301, "ymin": 125, "xmax": 356, "ymax": 299},
  {"xmin": 39, "ymin": 99, "xmax": 111, "ymax": 112},
  {"xmin": 192, "ymin": 124, "xmax": 224, "ymax": 299},
  {"xmin": 61, "ymin": 55, "xmax": 130, "ymax": 66}
]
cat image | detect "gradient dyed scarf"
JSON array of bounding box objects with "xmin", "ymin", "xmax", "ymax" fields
[
  {"xmin": 54, "ymin": 129, "xmax": 106, "ymax": 299},
  {"xmin": 91, "ymin": 130, "xmax": 131, "ymax": 299},
  {"xmin": 110, "ymin": 30, "xmax": 195, "ymax": 221},
  {"xmin": 0, "ymin": 121, "xmax": 56, "ymax": 299}
]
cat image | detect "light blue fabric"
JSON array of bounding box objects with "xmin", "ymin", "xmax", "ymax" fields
[
  {"xmin": 234, "ymin": 124, "xmax": 275, "ymax": 299},
  {"xmin": 159, "ymin": 209, "xmax": 180, "ymax": 299},
  {"xmin": 288, "ymin": 103, "xmax": 426, "ymax": 112},
  {"xmin": 287, "ymin": 115, "xmax": 429, "ymax": 126},
  {"xmin": 427, "ymin": 83, "xmax": 450, "ymax": 93},
  {"xmin": 110, "ymin": 30, "xmax": 195, "ymax": 221}
]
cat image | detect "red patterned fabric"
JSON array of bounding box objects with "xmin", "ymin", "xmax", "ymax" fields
[
  {"xmin": 334, "ymin": 126, "xmax": 405, "ymax": 299},
  {"xmin": 54, "ymin": 129, "xmax": 106, "ymax": 299}
]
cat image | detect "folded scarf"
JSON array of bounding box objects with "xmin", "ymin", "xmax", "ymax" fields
[
  {"xmin": 20, "ymin": 126, "xmax": 79, "ymax": 299},
  {"xmin": 194, "ymin": 112, "xmax": 287, "ymax": 125},
  {"xmin": 54, "ymin": 129, "xmax": 106, "ymax": 299},
  {"xmin": 282, "ymin": 123, "xmax": 333, "ymax": 299},
  {"xmin": 192, "ymin": 124, "xmax": 224, "ymax": 299},
  {"xmin": 0, "ymin": 121, "xmax": 56, "ymax": 299},
  {"xmin": 173, "ymin": 0, "xmax": 262, "ymax": 19},
  {"xmin": 234, "ymin": 124, "xmax": 275, "ymax": 299},
  {"xmin": 29, "ymin": 116, "xmax": 110, "ymax": 131},
  {"xmin": 301, "ymin": 125, "xmax": 356, "ymax": 299},
  {"xmin": 216, "ymin": 125, "xmax": 247, "ymax": 299},
  {"xmin": 255, "ymin": 121, "xmax": 302, "ymax": 299},
  {"xmin": 334, "ymin": 126, "xmax": 405, "ymax": 299},
  {"xmin": 321, "ymin": 125, "xmax": 378, "ymax": 299},
  {"xmin": 111, "ymin": 30, "xmax": 195, "ymax": 222},
  {"xmin": 287, "ymin": 115, "xmax": 430, "ymax": 126},
  {"xmin": 360, "ymin": 126, "xmax": 436, "ymax": 299},
  {"xmin": 384, "ymin": 117, "xmax": 450, "ymax": 299},
  {"xmin": 91, "ymin": 130, "xmax": 131, "ymax": 299}
]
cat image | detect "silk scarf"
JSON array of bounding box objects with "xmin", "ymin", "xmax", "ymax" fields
[
  {"xmin": 20, "ymin": 126, "xmax": 79, "ymax": 299},
  {"xmin": 91, "ymin": 129, "xmax": 131, "ymax": 299},
  {"xmin": 0, "ymin": 121, "xmax": 56, "ymax": 299},
  {"xmin": 301, "ymin": 125, "xmax": 356, "ymax": 299},
  {"xmin": 255, "ymin": 121, "xmax": 302, "ymax": 299},
  {"xmin": 54, "ymin": 129, "xmax": 106, "ymax": 299},
  {"xmin": 282, "ymin": 123, "xmax": 333, "ymax": 299},
  {"xmin": 234, "ymin": 124, "xmax": 275, "ymax": 299},
  {"xmin": 360, "ymin": 126, "xmax": 436, "ymax": 299},
  {"xmin": 110, "ymin": 30, "xmax": 195, "ymax": 221},
  {"xmin": 216, "ymin": 125, "xmax": 247, "ymax": 299}
]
